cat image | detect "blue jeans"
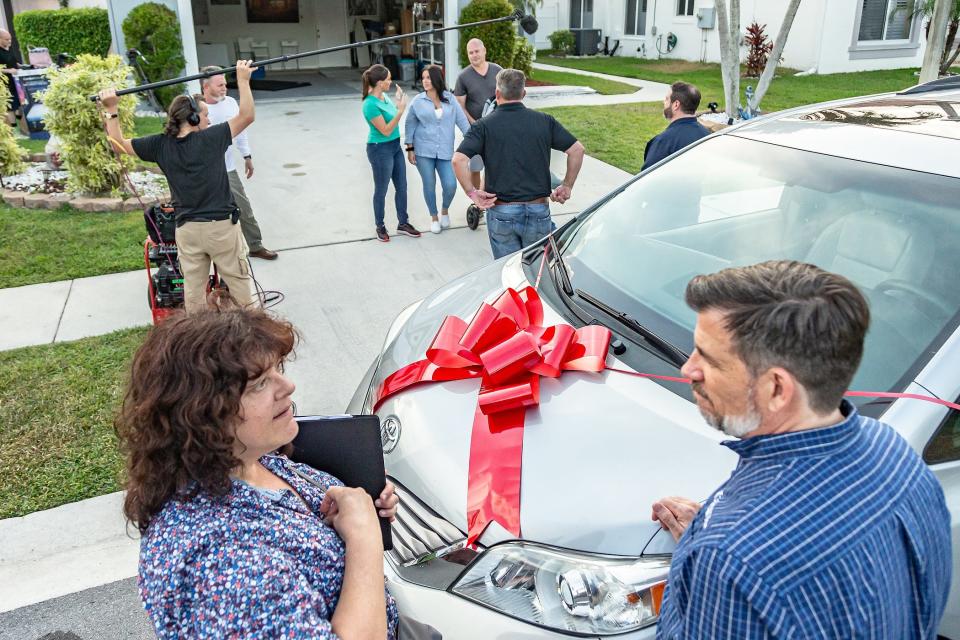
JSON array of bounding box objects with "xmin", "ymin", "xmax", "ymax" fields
[
  {"xmin": 486, "ymin": 203, "xmax": 555, "ymax": 259},
  {"xmin": 366, "ymin": 138, "xmax": 408, "ymax": 228},
  {"xmin": 414, "ymin": 156, "xmax": 456, "ymax": 217}
]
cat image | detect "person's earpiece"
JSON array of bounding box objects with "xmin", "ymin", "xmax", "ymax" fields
[{"xmin": 185, "ymin": 94, "xmax": 201, "ymax": 126}]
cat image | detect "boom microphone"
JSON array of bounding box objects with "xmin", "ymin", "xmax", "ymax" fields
[
  {"xmin": 89, "ymin": 12, "xmax": 539, "ymax": 101},
  {"xmin": 516, "ymin": 10, "xmax": 539, "ymax": 35}
]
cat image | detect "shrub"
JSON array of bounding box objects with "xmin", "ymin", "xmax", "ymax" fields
[
  {"xmin": 122, "ymin": 3, "xmax": 185, "ymax": 109},
  {"xmin": 459, "ymin": 0, "xmax": 516, "ymax": 68},
  {"xmin": 512, "ymin": 36, "xmax": 534, "ymax": 77},
  {"xmin": 13, "ymin": 9, "xmax": 111, "ymax": 59},
  {"xmin": 0, "ymin": 79, "xmax": 25, "ymax": 176},
  {"xmin": 744, "ymin": 22, "xmax": 774, "ymax": 78},
  {"xmin": 548, "ymin": 29, "xmax": 575, "ymax": 55},
  {"xmin": 40, "ymin": 54, "xmax": 137, "ymax": 195}
]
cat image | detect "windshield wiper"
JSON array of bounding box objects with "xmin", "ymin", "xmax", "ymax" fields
[
  {"xmin": 574, "ymin": 288, "xmax": 690, "ymax": 369},
  {"xmin": 546, "ymin": 233, "xmax": 574, "ymax": 295}
]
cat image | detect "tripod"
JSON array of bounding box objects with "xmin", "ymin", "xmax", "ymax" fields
[{"xmin": 126, "ymin": 49, "xmax": 164, "ymax": 113}]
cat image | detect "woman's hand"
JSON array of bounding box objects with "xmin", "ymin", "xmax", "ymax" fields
[
  {"xmin": 407, "ymin": 150, "xmax": 416, "ymax": 165},
  {"xmin": 375, "ymin": 480, "xmax": 399, "ymax": 521},
  {"xmin": 97, "ymin": 88, "xmax": 120, "ymax": 110},
  {"xmin": 394, "ymin": 85, "xmax": 407, "ymax": 112},
  {"xmin": 320, "ymin": 486, "xmax": 383, "ymax": 551}
]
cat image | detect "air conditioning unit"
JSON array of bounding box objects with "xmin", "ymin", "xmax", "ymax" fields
[{"xmin": 572, "ymin": 28, "xmax": 602, "ymax": 56}]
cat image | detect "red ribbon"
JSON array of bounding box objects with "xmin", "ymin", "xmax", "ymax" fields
[
  {"xmin": 374, "ymin": 286, "xmax": 611, "ymax": 546},
  {"xmin": 375, "ymin": 287, "xmax": 959, "ymax": 547}
]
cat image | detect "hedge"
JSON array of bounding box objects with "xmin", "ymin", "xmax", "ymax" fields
[
  {"xmin": 13, "ymin": 9, "xmax": 111, "ymax": 60},
  {"xmin": 122, "ymin": 3, "xmax": 185, "ymax": 109},
  {"xmin": 458, "ymin": 0, "xmax": 517, "ymax": 69}
]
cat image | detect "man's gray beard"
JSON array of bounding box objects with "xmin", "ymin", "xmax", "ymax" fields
[
  {"xmin": 209, "ymin": 94, "xmax": 225, "ymax": 103},
  {"xmin": 701, "ymin": 389, "xmax": 762, "ymax": 438}
]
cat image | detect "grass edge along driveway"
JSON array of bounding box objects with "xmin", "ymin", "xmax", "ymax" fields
[{"xmin": 0, "ymin": 326, "xmax": 148, "ymax": 519}]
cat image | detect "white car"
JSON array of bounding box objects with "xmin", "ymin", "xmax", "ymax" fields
[{"xmin": 347, "ymin": 77, "xmax": 960, "ymax": 638}]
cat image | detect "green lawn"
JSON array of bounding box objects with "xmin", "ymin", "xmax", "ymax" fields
[
  {"xmin": 0, "ymin": 204, "xmax": 146, "ymax": 288},
  {"xmin": 531, "ymin": 68, "xmax": 638, "ymax": 95},
  {"xmin": 0, "ymin": 327, "xmax": 147, "ymax": 519},
  {"xmin": 17, "ymin": 115, "xmax": 165, "ymax": 155},
  {"xmin": 538, "ymin": 57, "xmax": 921, "ymax": 173}
]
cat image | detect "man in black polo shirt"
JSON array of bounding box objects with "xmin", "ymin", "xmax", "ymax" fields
[
  {"xmin": 453, "ymin": 68, "xmax": 585, "ymax": 259},
  {"xmin": 98, "ymin": 61, "xmax": 257, "ymax": 313},
  {"xmin": 641, "ymin": 81, "xmax": 710, "ymax": 171}
]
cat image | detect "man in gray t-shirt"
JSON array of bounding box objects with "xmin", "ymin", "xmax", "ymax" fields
[{"xmin": 454, "ymin": 38, "xmax": 502, "ymax": 194}]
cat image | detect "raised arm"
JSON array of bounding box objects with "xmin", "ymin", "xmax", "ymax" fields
[
  {"xmin": 369, "ymin": 86, "xmax": 407, "ymax": 138},
  {"xmin": 96, "ymin": 88, "xmax": 136, "ymax": 156},
  {"xmin": 229, "ymin": 60, "xmax": 255, "ymax": 139}
]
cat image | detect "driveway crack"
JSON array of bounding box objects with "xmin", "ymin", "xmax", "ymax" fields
[{"xmin": 52, "ymin": 279, "xmax": 74, "ymax": 343}]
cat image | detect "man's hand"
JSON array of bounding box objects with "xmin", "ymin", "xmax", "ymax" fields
[
  {"xmin": 550, "ymin": 184, "xmax": 572, "ymax": 204},
  {"xmin": 375, "ymin": 480, "xmax": 399, "ymax": 522},
  {"xmin": 97, "ymin": 88, "xmax": 119, "ymax": 110},
  {"xmin": 234, "ymin": 59, "xmax": 253, "ymax": 84},
  {"xmin": 651, "ymin": 496, "xmax": 702, "ymax": 543},
  {"xmin": 469, "ymin": 188, "xmax": 496, "ymax": 210},
  {"xmin": 244, "ymin": 157, "xmax": 254, "ymax": 179}
]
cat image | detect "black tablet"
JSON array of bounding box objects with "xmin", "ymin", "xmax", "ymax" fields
[{"xmin": 290, "ymin": 414, "xmax": 393, "ymax": 551}]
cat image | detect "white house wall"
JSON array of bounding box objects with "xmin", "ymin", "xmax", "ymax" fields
[{"xmin": 553, "ymin": 0, "xmax": 926, "ymax": 75}]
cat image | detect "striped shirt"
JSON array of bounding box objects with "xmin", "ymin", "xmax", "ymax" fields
[{"xmin": 657, "ymin": 401, "xmax": 952, "ymax": 639}]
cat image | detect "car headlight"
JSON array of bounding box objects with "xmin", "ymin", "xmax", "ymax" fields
[{"xmin": 451, "ymin": 542, "xmax": 669, "ymax": 635}]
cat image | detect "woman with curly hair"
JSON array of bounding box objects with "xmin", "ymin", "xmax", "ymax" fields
[{"xmin": 116, "ymin": 308, "xmax": 401, "ymax": 639}]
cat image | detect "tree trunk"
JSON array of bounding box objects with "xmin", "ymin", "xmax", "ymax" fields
[
  {"xmin": 715, "ymin": 0, "xmax": 741, "ymax": 120},
  {"xmin": 749, "ymin": 0, "xmax": 802, "ymax": 112},
  {"xmin": 938, "ymin": 19, "xmax": 959, "ymax": 74},
  {"xmin": 920, "ymin": 0, "xmax": 952, "ymax": 83}
]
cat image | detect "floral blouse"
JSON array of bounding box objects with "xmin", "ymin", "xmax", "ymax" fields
[{"xmin": 138, "ymin": 454, "xmax": 399, "ymax": 639}]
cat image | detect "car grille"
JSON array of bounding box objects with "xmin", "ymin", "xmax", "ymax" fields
[{"xmin": 388, "ymin": 478, "xmax": 468, "ymax": 567}]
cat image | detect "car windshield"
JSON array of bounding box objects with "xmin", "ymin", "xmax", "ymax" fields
[{"xmin": 561, "ymin": 135, "xmax": 960, "ymax": 397}]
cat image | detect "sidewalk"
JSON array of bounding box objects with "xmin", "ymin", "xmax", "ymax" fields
[{"xmin": 527, "ymin": 61, "xmax": 672, "ymax": 108}]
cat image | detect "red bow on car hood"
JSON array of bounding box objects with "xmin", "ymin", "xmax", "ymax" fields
[{"xmin": 374, "ymin": 286, "xmax": 611, "ymax": 546}]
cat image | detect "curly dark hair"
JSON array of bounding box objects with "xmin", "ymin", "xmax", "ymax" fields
[{"xmin": 116, "ymin": 309, "xmax": 298, "ymax": 533}]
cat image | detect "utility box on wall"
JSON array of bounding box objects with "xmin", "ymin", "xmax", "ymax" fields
[{"xmin": 697, "ymin": 7, "xmax": 716, "ymax": 29}]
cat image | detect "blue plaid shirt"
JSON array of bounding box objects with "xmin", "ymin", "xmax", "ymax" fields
[{"xmin": 657, "ymin": 401, "xmax": 952, "ymax": 639}]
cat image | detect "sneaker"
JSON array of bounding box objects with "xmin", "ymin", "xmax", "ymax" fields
[
  {"xmin": 440, "ymin": 214, "xmax": 451, "ymax": 229},
  {"xmin": 376, "ymin": 226, "xmax": 390, "ymax": 242},
  {"xmin": 396, "ymin": 222, "xmax": 421, "ymax": 238},
  {"xmin": 430, "ymin": 220, "xmax": 442, "ymax": 234}
]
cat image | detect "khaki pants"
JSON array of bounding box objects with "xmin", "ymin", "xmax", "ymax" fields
[
  {"xmin": 228, "ymin": 170, "xmax": 264, "ymax": 252},
  {"xmin": 176, "ymin": 218, "xmax": 255, "ymax": 313}
]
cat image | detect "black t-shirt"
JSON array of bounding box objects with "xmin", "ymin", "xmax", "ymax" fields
[
  {"xmin": 132, "ymin": 122, "xmax": 235, "ymax": 222},
  {"xmin": 0, "ymin": 47, "xmax": 20, "ymax": 100},
  {"xmin": 456, "ymin": 102, "xmax": 577, "ymax": 202}
]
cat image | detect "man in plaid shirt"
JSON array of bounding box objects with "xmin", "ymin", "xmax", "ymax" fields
[{"xmin": 653, "ymin": 260, "xmax": 951, "ymax": 639}]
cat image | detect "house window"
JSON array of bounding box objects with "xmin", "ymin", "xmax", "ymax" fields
[
  {"xmin": 677, "ymin": 0, "xmax": 695, "ymax": 16},
  {"xmin": 858, "ymin": 0, "xmax": 913, "ymax": 41},
  {"xmin": 626, "ymin": 0, "xmax": 648, "ymax": 35},
  {"xmin": 571, "ymin": 0, "xmax": 594, "ymax": 29}
]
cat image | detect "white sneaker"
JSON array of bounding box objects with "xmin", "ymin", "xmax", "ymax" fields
[
  {"xmin": 430, "ymin": 220, "xmax": 442, "ymax": 234},
  {"xmin": 440, "ymin": 214, "xmax": 451, "ymax": 229}
]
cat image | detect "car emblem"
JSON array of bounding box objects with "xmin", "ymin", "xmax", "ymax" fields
[{"xmin": 380, "ymin": 415, "xmax": 401, "ymax": 453}]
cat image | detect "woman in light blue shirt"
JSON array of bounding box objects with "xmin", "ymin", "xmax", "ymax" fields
[{"xmin": 404, "ymin": 65, "xmax": 470, "ymax": 234}]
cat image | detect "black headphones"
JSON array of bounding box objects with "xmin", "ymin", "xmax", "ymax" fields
[{"xmin": 185, "ymin": 94, "xmax": 201, "ymax": 126}]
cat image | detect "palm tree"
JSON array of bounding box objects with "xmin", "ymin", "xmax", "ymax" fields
[{"xmin": 908, "ymin": 0, "xmax": 960, "ymax": 74}]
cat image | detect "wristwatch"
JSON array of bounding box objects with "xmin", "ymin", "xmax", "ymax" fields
[
  {"xmin": 105, "ymin": 112, "xmax": 120, "ymax": 119},
  {"xmin": 243, "ymin": 155, "xmax": 252, "ymax": 160}
]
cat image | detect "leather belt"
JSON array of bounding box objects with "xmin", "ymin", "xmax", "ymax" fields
[{"xmin": 494, "ymin": 197, "xmax": 548, "ymax": 206}]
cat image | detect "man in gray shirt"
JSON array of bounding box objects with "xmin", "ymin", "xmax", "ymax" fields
[{"xmin": 454, "ymin": 38, "xmax": 502, "ymax": 218}]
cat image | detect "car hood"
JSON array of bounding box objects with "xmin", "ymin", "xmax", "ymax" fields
[{"xmin": 374, "ymin": 256, "xmax": 739, "ymax": 556}]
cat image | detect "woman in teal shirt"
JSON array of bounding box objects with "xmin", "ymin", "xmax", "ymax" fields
[{"xmin": 362, "ymin": 64, "xmax": 421, "ymax": 242}]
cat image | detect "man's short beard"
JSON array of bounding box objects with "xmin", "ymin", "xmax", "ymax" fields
[{"xmin": 699, "ymin": 387, "xmax": 762, "ymax": 438}]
